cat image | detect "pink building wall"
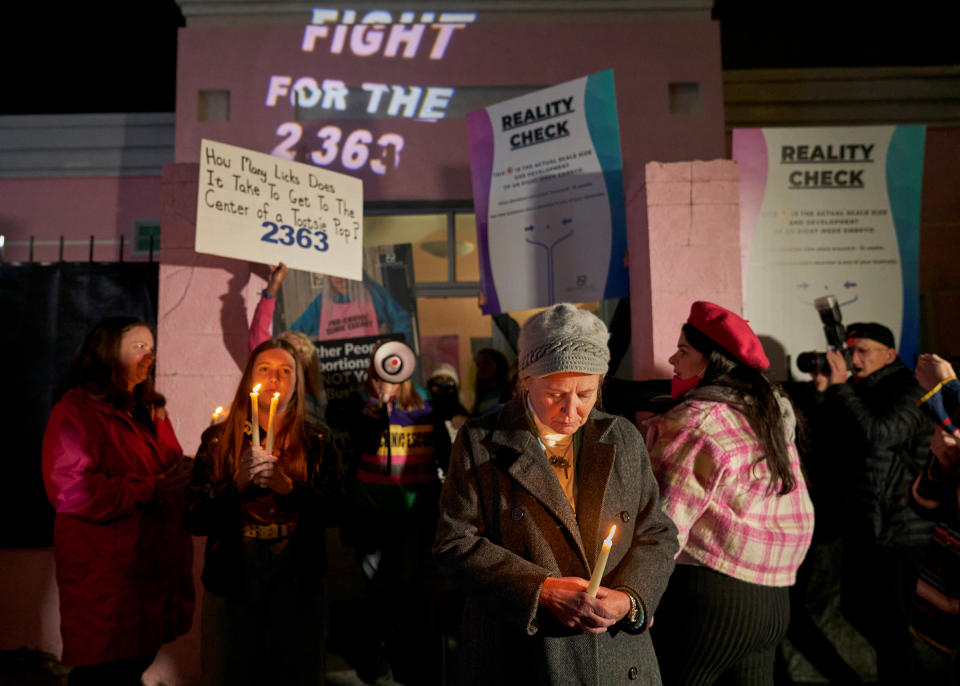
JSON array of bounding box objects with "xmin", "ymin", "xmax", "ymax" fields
[
  {"xmin": 0, "ymin": 176, "xmax": 162, "ymax": 262},
  {"xmin": 630, "ymin": 160, "xmax": 742, "ymax": 379}
]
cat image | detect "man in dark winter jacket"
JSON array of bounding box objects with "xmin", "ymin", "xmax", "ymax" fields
[{"xmin": 812, "ymin": 322, "xmax": 934, "ymax": 685}]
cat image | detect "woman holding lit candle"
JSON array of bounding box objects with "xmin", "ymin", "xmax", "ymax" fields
[
  {"xmin": 645, "ymin": 302, "xmax": 815, "ymax": 685},
  {"xmin": 41, "ymin": 317, "xmax": 194, "ymax": 686},
  {"xmin": 184, "ymin": 338, "xmax": 340, "ymax": 686},
  {"xmin": 434, "ymin": 303, "xmax": 679, "ymax": 685}
]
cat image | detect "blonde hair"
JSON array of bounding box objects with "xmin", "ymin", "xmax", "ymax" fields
[{"xmin": 279, "ymin": 330, "xmax": 324, "ymax": 402}]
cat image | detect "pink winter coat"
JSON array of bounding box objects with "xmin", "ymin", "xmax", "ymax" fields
[{"xmin": 41, "ymin": 389, "xmax": 194, "ymax": 666}]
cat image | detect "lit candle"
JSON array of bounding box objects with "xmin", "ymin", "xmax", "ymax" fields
[
  {"xmin": 211, "ymin": 406, "xmax": 223, "ymax": 425},
  {"xmin": 586, "ymin": 524, "xmax": 617, "ymax": 597},
  {"xmin": 264, "ymin": 392, "xmax": 280, "ymax": 451},
  {"xmin": 250, "ymin": 384, "xmax": 261, "ymax": 446}
]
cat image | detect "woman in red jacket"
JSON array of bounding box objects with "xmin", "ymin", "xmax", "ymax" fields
[{"xmin": 42, "ymin": 316, "xmax": 194, "ymax": 686}]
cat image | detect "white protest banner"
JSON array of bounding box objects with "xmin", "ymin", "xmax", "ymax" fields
[
  {"xmin": 195, "ymin": 139, "xmax": 363, "ymax": 279},
  {"xmin": 466, "ymin": 70, "xmax": 627, "ymax": 314},
  {"xmin": 734, "ymin": 125, "xmax": 925, "ymax": 378}
]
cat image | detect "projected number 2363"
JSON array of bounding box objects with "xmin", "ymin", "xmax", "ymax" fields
[{"xmin": 272, "ymin": 123, "xmax": 404, "ymax": 175}]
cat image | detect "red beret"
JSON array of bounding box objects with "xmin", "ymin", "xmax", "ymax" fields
[{"xmin": 687, "ymin": 301, "xmax": 769, "ymax": 370}]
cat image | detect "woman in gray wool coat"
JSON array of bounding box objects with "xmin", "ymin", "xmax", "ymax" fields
[{"xmin": 434, "ymin": 303, "xmax": 678, "ymax": 685}]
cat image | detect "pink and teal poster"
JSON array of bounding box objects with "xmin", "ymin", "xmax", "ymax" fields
[
  {"xmin": 466, "ymin": 70, "xmax": 627, "ymax": 314},
  {"xmin": 734, "ymin": 125, "xmax": 925, "ymax": 377}
]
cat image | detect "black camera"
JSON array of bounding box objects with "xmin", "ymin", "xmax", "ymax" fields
[{"xmin": 796, "ymin": 295, "xmax": 853, "ymax": 374}]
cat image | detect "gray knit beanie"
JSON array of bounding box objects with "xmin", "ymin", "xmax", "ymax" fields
[{"xmin": 517, "ymin": 303, "xmax": 610, "ymax": 378}]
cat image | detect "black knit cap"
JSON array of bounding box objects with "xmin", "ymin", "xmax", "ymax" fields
[{"xmin": 846, "ymin": 322, "xmax": 895, "ymax": 348}]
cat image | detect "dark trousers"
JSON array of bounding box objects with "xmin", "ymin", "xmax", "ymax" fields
[
  {"xmin": 782, "ymin": 538, "xmax": 862, "ymax": 684},
  {"xmin": 651, "ymin": 564, "xmax": 790, "ymax": 686},
  {"xmin": 67, "ymin": 653, "xmax": 156, "ymax": 686},
  {"xmin": 841, "ymin": 539, "xmax": 925, "ymax": 686},
  {"xmin": 201, "ymin": 538, "xmax": 327, "ymax": 686},
  {"xmin": 350, "ymin": 509, "xmax": 443, "ymax": 686}
]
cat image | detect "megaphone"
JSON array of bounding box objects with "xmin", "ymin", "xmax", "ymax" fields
[{"xmin": 371, "ymin": 340, "xmax": 416, "ymax": 384}]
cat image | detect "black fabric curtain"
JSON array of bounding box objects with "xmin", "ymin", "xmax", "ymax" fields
[{"xmin": 0, "ymin": 262, "xmax": 159, "ymax": 546}]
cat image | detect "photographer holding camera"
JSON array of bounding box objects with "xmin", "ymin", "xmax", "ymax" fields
[{"xmin": 810, "ymin": 322, "xmax": 933, "ymax": 685}]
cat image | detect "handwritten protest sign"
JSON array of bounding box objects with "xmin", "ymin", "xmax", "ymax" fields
[{"xmin": 195, "ymin": 139, "xmax": 363, "ymax": 279}]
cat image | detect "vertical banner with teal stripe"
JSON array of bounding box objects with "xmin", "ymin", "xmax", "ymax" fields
[
  {"xmin": 466, "ymin": 69, "xmax": 627, "ymax": 314},
  {"xmin": 734, "ymin": 125, "xmax": 925, "ymax": 378}
]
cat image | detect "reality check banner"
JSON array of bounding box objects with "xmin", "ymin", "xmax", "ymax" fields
[
  {"xmin": 734, "ymin": 125, "xmax": 925, "ymax": 378},
  {"xmin": 466, "ymin": 70, "xmax": 627, "ymax": 314}
]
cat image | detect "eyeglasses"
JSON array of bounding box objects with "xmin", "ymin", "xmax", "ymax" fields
[{"xmin": 851, "ymin": 345, "xmax": 889, "ymax": 356}]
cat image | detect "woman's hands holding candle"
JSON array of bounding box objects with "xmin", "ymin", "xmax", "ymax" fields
[
  {"xmin": 235, "ymin": 446, "xmax": 277, "ymax": 491},
  {"xmin": 235, "ymin": 446, "xmax": 268, "ymax": 491},
  {"xmin": 539, "ymin": 577, "xmax": 632, "ymax": 633},
  {"xmin": 253, "ymin": 456, "xmax": 294, "ymax": 495}
]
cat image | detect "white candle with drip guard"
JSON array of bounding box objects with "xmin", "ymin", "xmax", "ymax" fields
[
  {"xmin": 586, "ymin": 524, "xmax": 616, "ymax": 597},
  {"xmin": 250, "ymin": 384, "xmax": 261, "ymax": 446},
  {"xmin": 264, "ymin": 392, "xmax": 280, "ymax": 451}
]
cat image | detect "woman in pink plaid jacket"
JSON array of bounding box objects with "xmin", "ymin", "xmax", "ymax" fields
[{"xmin": 645, "ymin": 302, "xmax": 815, "ymax": 686}]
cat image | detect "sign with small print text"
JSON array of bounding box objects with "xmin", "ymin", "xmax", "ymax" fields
[
  {"xmin": 466, "ymin": 70, "xmax": 627, "ymax": 314},
  {"xmin": 195, "ymin": 139, "xmax": 363, "ymax": 279},
  {"xmin": 734, "ymin": 125, "xmax": 925, "ymax": 378}
]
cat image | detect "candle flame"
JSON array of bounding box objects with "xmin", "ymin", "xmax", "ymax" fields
[
  {"xmin": 273, "ymin": 392, "xmax": 280, "ymax": 399},
  {"xmin": 213, "ymin": 406, "xmax": 223, "ymax": 417},
  {"xmin": 252, "ymin": 383, "xmax": 261, "ymax": 393},
  {"xmin": 605, "ymin": 524, "xmax": 617, "ymax": 544}
]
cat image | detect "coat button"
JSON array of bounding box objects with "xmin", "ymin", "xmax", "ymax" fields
[
  {"xmin": 620, "ymin": 511, "xmax": 631, "ymax": 522},
  {"xmin": 628, "ymin": 666, "xmax": 639, "ymax": 680},
  {"xmin": 510, "ymin": 507, "xmax": 524, "ymax": 521}
]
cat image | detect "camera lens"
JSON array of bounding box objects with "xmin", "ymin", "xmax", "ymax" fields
[{"xmin": 796, "ymin": 351, "xmax": 828, "ymax": 373}]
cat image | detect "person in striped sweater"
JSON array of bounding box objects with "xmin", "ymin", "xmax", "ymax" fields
[{"xmin": 339, "ymin": 342, "xmax": 450, "ymax": 684}]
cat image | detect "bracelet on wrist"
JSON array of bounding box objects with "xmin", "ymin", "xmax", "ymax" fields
[{"xmin": 613, "ymin": 586, "xmax": 646, "ymax": 631}]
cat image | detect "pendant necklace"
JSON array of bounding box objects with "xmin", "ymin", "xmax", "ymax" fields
[{"xmin": 547, "ymin": 440, "xmax": 574, "ymax": 479}]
